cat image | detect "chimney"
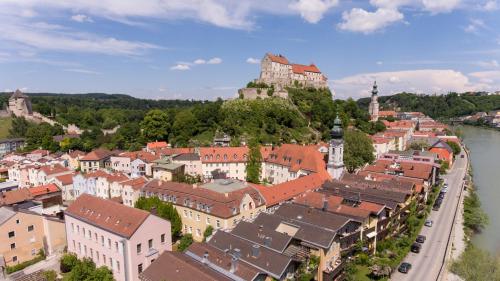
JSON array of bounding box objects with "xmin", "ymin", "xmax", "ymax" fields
[
  {"xmin": 322, "ymin": 196, "xmax": 328, "ymax": 211},
  {"xmin": 251, "ymin": 244, "xmax": 260, "ymax": 258},
  {"xmin": 264, "ymin": 236, "xmax": 272, "ymax": 247},
  {"xmin": 230, "ymin": 256, "xmax": 238, "ymax": 273},
  {"xmin": 202, "ymin": 251, "xmax": 209, "ymax": 264}
]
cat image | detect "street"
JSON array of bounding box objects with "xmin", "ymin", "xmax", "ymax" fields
[{"xmin": 391, "ymin": 151, "xmax": 468, "ymax": 281}]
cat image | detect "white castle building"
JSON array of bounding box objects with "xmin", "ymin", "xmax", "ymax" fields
[{"xmin": 257, "ymin": 53, "xmax": 328, "ymax": 89}]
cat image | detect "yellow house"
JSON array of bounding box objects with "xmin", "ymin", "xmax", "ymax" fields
[
  {"xmin": 0, "ymin": 206, "xmax": 66, "ymax": 267},
  {"xmin": 142, "ymin": 179, "xmax": 266, "ymax": 242}
]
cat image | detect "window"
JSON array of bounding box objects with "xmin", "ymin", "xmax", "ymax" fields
[
  {"xmin": 148, "ymin": 239, "xmax": 153, "ymax": 249},
  {"xmin": 12, "ymin": 256, "xmax": 17, "ymax": 262},
  {"xmin": 183, "ymin": 210, "xmax": 187, "ymax": 217},
  {"xmin": 137, "ymin": 243, "xmax": 142, "ymax": 254},
  {"xmin": 8, "ymin": 231, "xmax": 15, "ymax": 238},
  {"xmin": 31, "ymin": 248, "xmax": 36, "ymax": 256},
  {"xmin": 161, "ymin": 234, "xmax": 165, "ymax": 244},
  {"xmin": 90, "ymin": 248, "xmax": 93, "ymax": 258},
  {"xmin": 103, "ymin": 254, "xmax": 106, "ymax": 264},
  {"xmin": 138, "ymin": 263, "xmax": 143, "ymax": 274},
  {"xmin": 115, "ymin": 242, "xmax": 119, "ymax": 252},
  {"xmin": 116, "ymin": 261, "xmax": 120, "ymax": 272},
  {"xmin": 216, "ymin": 220, "xmax": 220, "ymax": 228},
  {"xmin": 196, "ymin": 228, "xmax": 201, "ymax": 237},
  {"xmin": 88, "ymin": 230, "xmax": 91, "ymax": 239},
  {"xmin": 84, "ymin": 245, "xmax": 87, "ymax": 256},
  {"xmin": 10, "ymin": 243, "xmax": 15, "ymax": 249},
  {"xmin": 71, "ymin": 223, "xmax": 74, "ymax": 232},
  {"xmin": 16, "ymin": 219, "xmax": 20, "ymax": 224},
  {"xmin": 189, "ymin": 211, "xmax": 193, "ymax": 218},
  {"xmin": 109, "ymin": 257, "xmax": 113, "ymax": 269},
  {"xmin": 206, "ymin": 217, "xmax": 211, "ymax": 224},
  {"xmin": 101, "ymin": 236, "xmax": 104, "ymax": 246},
  {"xmin": 196, "ymin": 214, "xmax": 200, "ymax": 221}
]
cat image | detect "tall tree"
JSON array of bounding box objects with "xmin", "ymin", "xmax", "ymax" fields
[
  {"xmin": 140, "ymin": 109, "xmax": 170, "ymax": 142},
  {"xmin": 344, "ymin": 129, "xmax": 375, "ymax": 173},
  {"xmin": 246, "ymin": 139, "xmax": 262, "ymax": 183},
  {"xmin": 135, "ymin": 196, "xmax": 182, "ymax": 238}
]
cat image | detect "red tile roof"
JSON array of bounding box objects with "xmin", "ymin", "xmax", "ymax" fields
[
  {"xmin": 29, "ymin": 183, "xmax": 60, "ymax": 197},
  {"xmin": 81, "ymin": 149, "xmax": 113, "ymax": 161},
  {"xmin": 146, "ymin": 141, "xmax": 168, "ymax": 150},
  {"xmin": 118, "ymin": 151, "xmax": 159, "ymax": 163},
  {"xmin": 200, "ymin": 147, "xmax": 249, "ymax": 163},
  {"xmin": 68, "ymin": 150, "xmax": 86, "ymax": 158},
  {"xmin": 363, "ymin": 159, "xmax": 435, "ymax": 181},
  {"xmin": 267, "ymin": 53, "xmax": 289, "ymax": 64},
  {"xmin": 291, "ymin": 63, "xmax": 321, "ymax": 74},
  {"xmin": 156, "ymin": 147, "xmax": 195, "ymax": 156},
  {"xmin": 379, "ymin": 111, "xmax": 397, "ymax": 117},
  {"xmin": 254, "ymin": 172, "xmax": 330, "ymax": 207},
  {"xmin": 265, "ymin": 144, "xmax": 326, "ymax": 173},
  {"xmin": 65, "ymin": 194, "xmax": 150, "ymax": 238},
  {"xmin": 294, "ymin": 192, "xmax": 372, "ymax": 219},
  {"xmin": 29, "ymin": 149, "xmax": 50, "ymax": 156},
  {"xmin": 55, "ymin": 173, "xmax": 75, "ymax": 185},
  {"xmin": 39, "ymin": 164, "xmax": 71, "ymax": 176},
  {"xmin": 120, "ymin": 177, "xmax": 149, "ymax": 191},
  {"xmin": 0, "ymin": 188, "xmax": 33, "ymax": 206}
]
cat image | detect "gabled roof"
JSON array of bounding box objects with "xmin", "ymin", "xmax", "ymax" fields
[
  {"xmin": 38, "ymin": 164, "xmax": 71, "ymax": 176},
  {"xmin": 0, "ymin": 188, "xmax": 33, "ymax": 206},
  {"xmin": 254, "ymin": 172, "xmax": 330, "ymax": 206},
  {"xmin": 430, "ymin": 140, "xmax": 453, "ymax": 154},
  {"xmin": 29, "ymin": 183, "xmax": 60, "ymax": 197},
  {"xmin": 200, "ymin": 147, "xmax": 249, "ymax": 163},
  {"xmin": 266, "ymin": 53, "xmax": 289, "ymax": 65},
  {"xmin": 146, "ymin": 141, "xmax": 168, "ymax": 150},
  {"xmin": 120, "ymin": 177, "xmax": 149, "ymax": 191},
  {"xmin": 65, "ymin": 194, "xmax": 150, "ymax": 238},
  {"xmin": 10, "ymin": 89, "xmax": 28, "ymax": 99},
  {"xmin": 80, "ymin": 149, "xmax": 113, "ymax": 161},
  {"xmin": 291, "ymin": 63, "xmax": 321, "ymax": 74},
  {"xmin": 55, "ymin": 173, "xmax": 75, "ymax": 186},
  {"xmin": 0, "ymin": 207, "xmax": 16, "ymax": 226},
  {"xmin": 265, "ymin": 144, "xmax": 326, "ymax": 173}
]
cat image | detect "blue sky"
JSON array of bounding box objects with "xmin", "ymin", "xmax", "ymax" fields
[{"xmin": 1, "ymin": 0, "xmax": 500, "ymax": 100}]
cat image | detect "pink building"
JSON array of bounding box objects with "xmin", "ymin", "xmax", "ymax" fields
[{"xmin": 65, "ymin": 194, "xmax": 172, "ymax": 281}]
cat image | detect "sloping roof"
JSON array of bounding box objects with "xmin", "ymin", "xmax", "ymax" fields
[
  {"xmin": 140, "ymin": 250, "xmax": 233, "ymax": 281},
  {"xmin": 294, "ymin": 192, "xmax": 372, "ymax": 220},
  {"xmin": 39, "ymin": 164, "xmax": 71, "ymax": 176},
  {"xmin": 363, "ymin": 159, "xmax": 435, "ymax": 181},
  {"xmin": 291, "ymin": 64, "xmax": 321, "ymax": 74},
  {"xmin": 81, "ymin": 149, "xmax": 113, "ymax": 161},
  {"xmin": 146, "ymin": 141, "xmax": 168, "ymax": 150},
  {"xmin": 142, "ymin": 179, "xmax": 265, "ymax": 219},
  {"xmin": 265, "ymin": 144, "xmax": 326, "ymax": 173},
  {"xmin": 231, "ymin": 221, "xmax": 293, "ymax": 253},
  {"xmin": 0, "ymin": 207, "xmax": 16, "ymax": 226},
  {"xmin": 68, "ymin": 150, "xmax": 86, "ymax": 158},
  {"xmin": 10, "ymin": 89, "xmax": 28, "ymax": 99},
  {"xmin": 172, "ymin": 153, "xmax": 200, "ymax": 161},
  {"xmin": 430, "ymin": 140, "xmax": 453, "ymax": 154},
  {"xmin": 120, "ymin": 177, "xmax": 149, "ymax": 191},
  {"xmin": 55, "ymin": 173, "xmax": 75, "ymax": 186},
  {"xmin": 65, "ymin": 194, "xmax": 150, "ymax": 238},
  {"xmin": 200, "ymin": 147, "xmax": 249, "ymax": 163},
  {"xmin": 266, "ymin": 53, "xmax": 289, "ymax": 65},
  {"xmin": 0, "ymin": 188, "xmax": 33, "ymax": 206},
  {"xmin": 29, "ymin": 183, "xmax": 60, "ymax": 197},
  {"xmin": 254, "ymin": 172, "xmax": 330, "ymax": 206}
]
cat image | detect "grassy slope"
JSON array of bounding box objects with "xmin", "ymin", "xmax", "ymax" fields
[{"xmin": 0, "ymin": 117, "xmax": 12, "ymax": 139}]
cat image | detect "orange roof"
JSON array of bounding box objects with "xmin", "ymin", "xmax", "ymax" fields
[
  {"xmin": 383, "ymin": 120, "xmax": 416, "ymax": 129},
  {"xmin": 358, "ymin": 171, "xmax": 425, "ymax": 193},
  {"xmin": 118, "ymin": 151, "xmax": 159, "ymax": 163},
  {"xmin": 363, "ymin": 159, "xmax": 435, "ymax": 181},
  {"xmin": 0, "ymin": 188, "xmax": 33, "ymax": 206},
  {"xmin": 120, "ymin": 177, "xmax": 149, "ymax": 191},
  {"xmin": 379, "ymin": 111, "xmax": 397, "ymax": 117},
  {"xmin": 65, "ymin": 194, "xmax": 150, "ymax": 238},
  {"xmin": 294, "ymin": 192, "xmax": 377, "ymax": 219},
  {"xmin": 147, "ymin": 141, "xmax": 168, "ymax": 150},
  {"xmin": 29, "ymin": 183, "xmax": 60, "ymax": 197},
  {"xmin": 371, "ymin": 136, "xmax": 392, "ymax": 144},
  {"xmin": 265, "ymin": 144, "xmax": 326, "ymax": 173},
  {"xmin": 200, "ymin": 147, "xmax": 249, "ymax": 163},
  {"xmin": 267, "ymin": 53, "xmax": 289, "ymax": 64},
  {"xmin": 55, "ymin": 173, "xmax": 75, "ymax": 185},
  {"xmin": 291, "ymin": 64, "xmax": 321, "ymax": 74},
  {"xmin": 39, "ymin": 164, "xmax": 71, "ymax": 175},
  {"xmin": 81, "ymin": 149, "xmax": 113, "ymax": 161},
  {"xmin": 29, "ymin": 149, "xmax": 50, "ymax": 156},
  {"xmin": 156, "ymin": 147, "xmax": 195, "ymax": 156},
  {"xmin": 254, "ymin": 172, "xmax": 330, "ymax": 207}
]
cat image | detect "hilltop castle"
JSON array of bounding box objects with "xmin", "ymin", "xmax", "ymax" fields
[
  {"xmin": 8, "ymin": 89, "xmax": 33, "ymax": 117},
  {"xmin": 256, "ymin": 53, "xmax": 328, "ymax": 89}
]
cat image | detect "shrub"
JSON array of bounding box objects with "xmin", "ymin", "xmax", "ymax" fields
[
  {"xmin": 5, "ymin": 252, "xmax": 45, "ymax": 274},
  {"xmin": 43, "ymin": 270, "xmax": 57, "ymax": 281},
  {"xmin": 203, "ymin": 225, "xmax": 214, "ymax": 241},
  {"xmin": 60, "ymin": 253, "xmax": 79, "ymax": 273},
  {"xmin": 178, "ymin": 234, "xmax": 193, "ymax": 252}
]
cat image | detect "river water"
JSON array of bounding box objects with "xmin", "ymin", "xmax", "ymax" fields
[{"xmin": 461, "ymin": 126, "xmax": 500, "ymax": 254}]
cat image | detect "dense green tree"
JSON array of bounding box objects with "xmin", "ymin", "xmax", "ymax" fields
[
  {"xmin": 203, "ymin": 225, "xmax": 214, "ymax": 241},
  {"xmin": 447, "ymin": 141, "xmax": 462, "ymax": 156},
  {"xmin": 60, "ymin": 253, "xmax": 79, "ymax": 273},
  {"xmin": 9, "ymin": 116, "xmax": 31, "ymax": 137},
  {"xmin": 178, "ymin": 234, "xmax": 193, "ymax": 252},
  {"xmin": 246, "ymin": 139, "xmax": 262, "ymax": 183},
  {"xmin": 140, "ymin": 109, "xmax": 170, "ymax": 142},
  {"xmin": 135, "ymin": 196, "xmax": 182, "ymax": 238},
  {"xmin": 344, "ymin": 129, "xmax": 375, "ymax": 173}
]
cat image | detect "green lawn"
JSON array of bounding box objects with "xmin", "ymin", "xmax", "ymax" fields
[{"xmin": 0, "ymin": 117, "xmax": 12, "ymax": 139}]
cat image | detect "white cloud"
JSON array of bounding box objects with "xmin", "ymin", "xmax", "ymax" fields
[
  {"xmin": 289, "ymin": 0, "xmax": 339, "ymax": 23},
  {"xmin": 376, "ymin": 61, "xmax": 383, "ymax": 65},
  {"xmin": 422, "ymin": 0, "xmax": 461, "ymax": 13},
  {"xmin": 246, "ymin": 57, "xmax": 260, "ymax": 64},
  {"xmin": 170, "ymin": 64, "xmax": 190, "ymax": 71},
  {"xmin": 331, "ymin": 69, "xmax": 487, "ymax": 99},
  {"xmin": 0, "ymin": 18, "xmax": 159, "ymax": 56},
  {"xmin": 71, "ymin": 14, "xmax": 93, "ymax": 23},
  {"xmin": 194, "ymin": 59, "xmax": 206, "ymax": 64},
  {"xmin": 64, "ymin": 68, "xmax": 100, "ymax": 74},
  {"xmin": 475, "ymin": 59, "xmax": 499, "ymax": 68},
  {"xmin": 338, "ymin": 8, "xmax": 404, "ymax": 34},
  {"xmin": 207, "ymin": 57, "xmax": 222, "ymax": 64},
  {"xmin": 482, "ymin": 0, "xmax": 498, "ymax": 11},
  {"xmin": 464, "ymin": 18, "xmax": 486, "ymax": 33}
]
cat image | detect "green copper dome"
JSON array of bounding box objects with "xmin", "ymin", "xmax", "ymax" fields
[{"xmin": 331, "ymin": 115, "xmax": 343, "ymax": 139}]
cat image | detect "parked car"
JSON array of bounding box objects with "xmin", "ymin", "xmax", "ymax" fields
[
  {"xmin": 416, "ymin": 235, "xmax": 426, "ymax": 243},
  {"xmin": 398, "ymin": 262, "xmax": 412, "ymax": 274},
  {"xmin": 433, "ymin": 203, "xmax": 441, "ymax": 211},
  {"xmin": 442, "ymin": 187, "xmax": 448, "ymax": 193},
  {"xmin": 461, "ymin": 154, "xmax": 465, "ymax": 158},
  {"xmin": 425, "ymin": 220, "xmax": 433, "ymax": 227},
  {"xmin": 438, "ymin": 193, "xmax": 445, "ymax": 200},
  {"xmin": 411, "ymin": 242, "xmax": 422, "ymax": 253}
]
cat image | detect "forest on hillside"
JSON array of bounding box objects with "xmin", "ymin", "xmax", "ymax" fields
[{"xmin": 357, "ymin": 92, "xmax": 500, "ymax": 119}]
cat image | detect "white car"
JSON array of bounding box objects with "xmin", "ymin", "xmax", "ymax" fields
[
  {"xmin": 442, "ymin": 187, "xmax": 448, "ymax": 193},
  {"xmin": 425, "ymin": 220, "xmax": 433, "ymax": 227}
]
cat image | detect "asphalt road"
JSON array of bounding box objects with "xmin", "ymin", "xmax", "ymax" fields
[{"xmin": 391, "ymin": 151, "xmax": 468, "ymax": 281}]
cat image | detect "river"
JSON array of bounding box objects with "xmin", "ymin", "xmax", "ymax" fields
[{"xmin": 460, "ymin": 125, "xmax": 500, "ymax": 254}]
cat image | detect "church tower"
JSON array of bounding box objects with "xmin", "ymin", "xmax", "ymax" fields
[
  {"xmin": 368, "ymin": 81, "xmax": 379, "ymax": 121},
  {"xmin": 327, "ymin": 115, "xmax": 344, "ymax": 180}
]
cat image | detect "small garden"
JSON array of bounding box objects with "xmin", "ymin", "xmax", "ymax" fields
[{"xmin": 5, "ymin": 249, "xmax": 46, "ymax": 274}]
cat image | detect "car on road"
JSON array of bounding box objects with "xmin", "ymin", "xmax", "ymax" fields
[
  {"xmin": 433, "ymin": 203, "xmax": 441, "ymax": 211},
  {"xmin": 461, "ymin": 154, "xmax": 464, "ymax": 158},
  {"xmin": 411, "ymin": 242, "xmax": 422, "ymax": 253},
  {"xmin": 398, "ymin": 262, "xmax": 412, "ymax": 274},
  {"xmin": 425, "ymin": 220, "xmax": 433, "ymax": 227},
  {"xmin": 438, "ymin": 192, "xmax": 445, "ymax": 200},
  {"xmin": 416, "ymin": 235, "xmax": 426, "ymax": 243},
  {"xmin": 442, "ymin": 187, "xmax": 448, "ymax": 193}
]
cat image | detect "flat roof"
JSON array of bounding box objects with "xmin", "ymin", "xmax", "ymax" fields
[{"xmin": 201, "ymin": 179, "xmax": 249, "ymax": 193}]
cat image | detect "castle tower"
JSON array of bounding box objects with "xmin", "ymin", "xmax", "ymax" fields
[
  {"xmin": 327, "ymin": 115, "xmax": 344, "ymax": 180},
  {"xmin": 8, "ymin": 89, "xmax": 33, "ymax": 117},
  {"xmin": 368, "ymin": 81, "xmax": 379, "ymax": 121}
]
